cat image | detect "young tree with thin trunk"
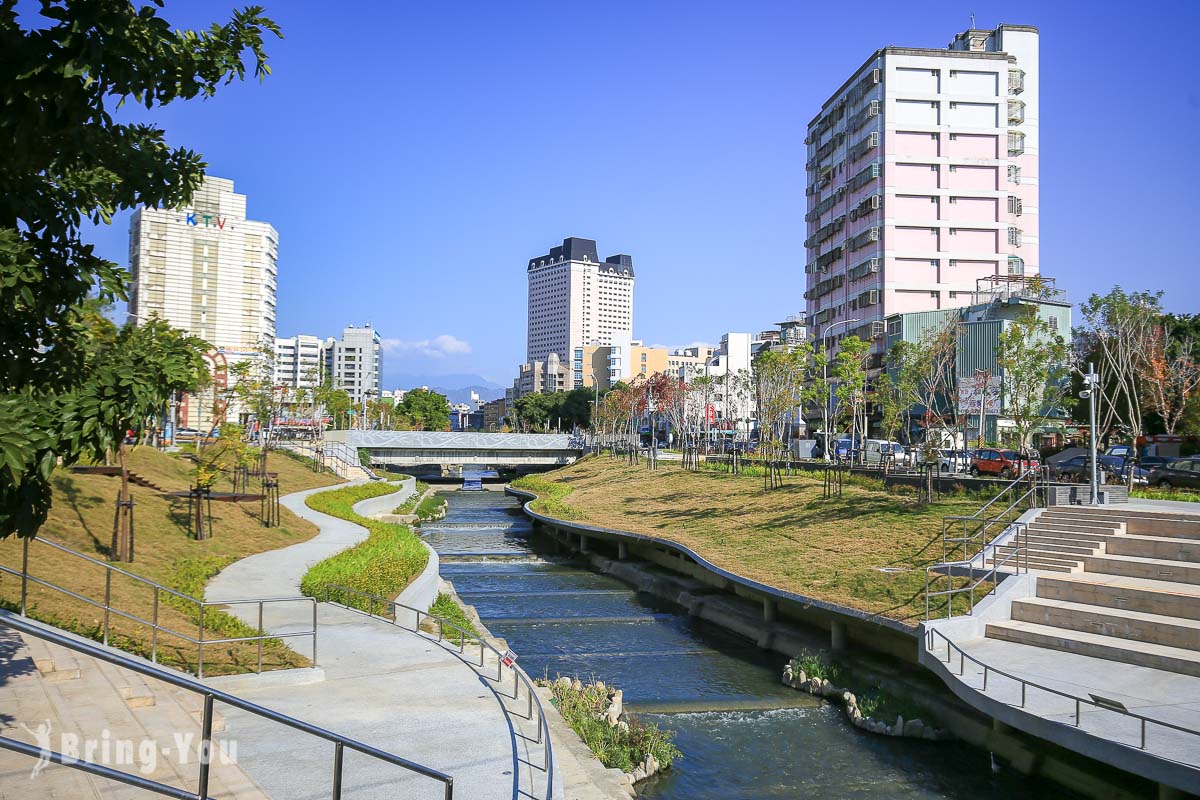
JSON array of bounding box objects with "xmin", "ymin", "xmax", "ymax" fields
[
  {"xmin": 831, "ymin": 337, "xmax": 870, "ymax": 462},
  {"xmin": 996, "ymin": 309, "xmax": 1068, "ymax": 451},
  {"xmin": 1075, "ymin": 288, "xmax": 1160, "ymax": 444},
  {"xmin": 1139, "ymin": 322, "xmax": 1200, "ymax": 436}
]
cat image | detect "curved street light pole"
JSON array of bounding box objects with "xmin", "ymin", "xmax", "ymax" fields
[{"xmin": 821, "ymin": 318, "xmax": 861, "ymax": 462}]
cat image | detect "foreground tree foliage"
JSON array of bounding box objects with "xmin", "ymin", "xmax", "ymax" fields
[{"xmin": 0, "ymin": 1, "xmax": 281, "ymax": 537}]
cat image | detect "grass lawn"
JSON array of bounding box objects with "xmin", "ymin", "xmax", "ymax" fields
[
  {"xmin": 0, "ymin": 446, "xmax": 342, "ymax": 675},
  {"xmin": 514, "ymin": 458, "xmax": 986, "ymax": 624}
]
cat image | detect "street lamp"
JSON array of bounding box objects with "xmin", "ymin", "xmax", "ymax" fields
[
  {"xmin": 821, "ymin": 318, "xmax": 860, "ymax": 462},
  {"xmin": 1081, "ymin": 362, "xmax": 1100, "ymax": 505}
]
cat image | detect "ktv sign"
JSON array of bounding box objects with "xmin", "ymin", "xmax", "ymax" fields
[{"xmin": 184, "ymin": 213, "xmax": 235, "ymax": 230}]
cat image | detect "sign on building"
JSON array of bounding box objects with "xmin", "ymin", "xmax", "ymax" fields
[{"xmin": 957, "ymin": 373, "xmax": 1002, "ymax": 415}]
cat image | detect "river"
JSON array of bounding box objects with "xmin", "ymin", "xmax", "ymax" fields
[{"xmin": 422, "ymin": 486, "xmax": 1061, "ymax": 799}]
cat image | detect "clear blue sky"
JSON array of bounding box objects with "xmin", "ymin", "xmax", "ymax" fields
[{"xmin": 76, "ymin": 0, "xmax": 1200, "ymax": 389}]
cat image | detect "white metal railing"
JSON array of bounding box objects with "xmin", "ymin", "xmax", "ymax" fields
[
  {"xmin": 925, "ymin": 626, "xmax": 1200, "ymax": 764},
  {"xmin": 323, "ymin": 584, "xmax": 554, "ymax": 800},
  {"xmin": 0, "ymin": 610, "xmax": 453, "ymax": 799},
  {"xmin": 925, "ymin": 523, "xmax": 1028, "ymax": 619},
  {"xmin": 2, "ymin": 536, "xmax": 317, "ymax": 678}
]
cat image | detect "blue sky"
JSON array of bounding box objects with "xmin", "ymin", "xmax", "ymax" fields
[{"xmin": 73, "ymin": 0, "xmax": 1200, "ymax": 390}]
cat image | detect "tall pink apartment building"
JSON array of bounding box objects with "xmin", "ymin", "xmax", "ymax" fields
[{"xmin": 804, "ymin": 24, "xmax": 1039, "ymax": 358}]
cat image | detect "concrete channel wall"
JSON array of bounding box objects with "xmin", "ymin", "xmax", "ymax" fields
[
  {"xmin": 351, "ymin": 476, "xmax": 416, "ymax": 517},
  {"xmin": 508, "ymin": 486, "xmax": 1161, "ymax": 800},
  {"xmin": 506, "ymin": 486, "xmax": 917, "ymax": 662}
]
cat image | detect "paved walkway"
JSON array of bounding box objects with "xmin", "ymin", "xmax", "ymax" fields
[{"xmin": 205, "ymin": 484, "xmax": 517, "ymax": 800}]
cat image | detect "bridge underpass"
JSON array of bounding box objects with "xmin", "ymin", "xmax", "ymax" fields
[{"xmin": 328, "ymin": 430, "xmax": 585, "ymax": 470}]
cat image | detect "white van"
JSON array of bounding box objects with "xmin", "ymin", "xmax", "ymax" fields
[{"xmin": 862, "ymin": 439, "xmax": 908, "ymax": 466}]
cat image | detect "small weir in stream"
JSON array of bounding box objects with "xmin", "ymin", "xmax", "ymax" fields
[{"xmin": 422, "ymin": 483, "xmax": 1064, "ymax": 799}]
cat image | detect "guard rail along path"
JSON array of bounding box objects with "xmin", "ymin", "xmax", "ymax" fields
[
  {"xmin": 924, "ymin": 625, "xmax": 1200, "ymax": 767},
  {"xmin": 322, "ymin": 584, "xmax": 555, "ymax": 800},
  {"xmin": 2, "ymin": 535, "xmax": 318, "ymax": 678},
  {"xmin": 0, "ymin": 610, "xmax": 454, "ymax": 800}
]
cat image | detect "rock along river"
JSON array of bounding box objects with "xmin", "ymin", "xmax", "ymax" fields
[{"xmin": 421, "ymin": 485, "xmax": 1065, "ymax": 799}]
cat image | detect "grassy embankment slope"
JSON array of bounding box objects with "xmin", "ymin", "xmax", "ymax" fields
[
  {"xmin": 0, "ymin": 447, "xmax": 341, "ymax": 675},
  {"xmin": 514, "ymin": 458, "xmax": 984, "ymax": 624}
]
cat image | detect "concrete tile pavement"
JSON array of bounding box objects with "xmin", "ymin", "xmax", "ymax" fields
[{"xmin": 204, "ymin": 483, "xmax": 523, "ymax": 800}]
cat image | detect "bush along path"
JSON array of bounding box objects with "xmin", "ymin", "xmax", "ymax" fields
[
  {"xmin": 299, "ymin": 482, "xmax": 429, "ymax": 609},
  {"xmin": 537, "ymin": 676, "xmax": 679, "ymax": 787},
  {"xmin": 782, "ymin": 650, "xmax": 951, "ymax": 741}
]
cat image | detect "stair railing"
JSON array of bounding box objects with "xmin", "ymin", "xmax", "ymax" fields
[
  {"xmin": 1, "ymin": 535, "xmax": 317, "ymax": 678},
  {"xmin": 923, "ymin": 465, "xmax": 1048, "ymax": 620},
  {"xmin": 0, "ymin": 610, "xmax": 453, "ymax": 799}
]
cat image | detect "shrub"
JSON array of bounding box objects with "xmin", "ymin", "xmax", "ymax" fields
[
  {"xmin": 301, "ymin": 484, "xmax": 429, "ymax": 610},
  {"xmin": 789, "ymin": 648, "xmax": 841, "ymax": 683},
  {"xmin": 392, "ymin": 481, "xmax": 430, "ymax": 514},
  {"xmin": 415, "ymin": 494, "xmax": 447, "ymax": 521},
  {"xmin": 540, "ymin": 677, "xmax": 680, "ymax": 773},
  {"xmin": 427, "ymin": 592, "xmax": 477, "ymax": 645}
]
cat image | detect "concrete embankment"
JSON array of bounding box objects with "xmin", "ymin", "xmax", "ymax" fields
[{"xmin": 508, "ymin": 486, "xmax": 1160, "ymax": 800}]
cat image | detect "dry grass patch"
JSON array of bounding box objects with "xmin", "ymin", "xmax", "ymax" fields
[
  {"xmin": 0, "ymin": 447, "xmax": 341, "ymax": 675},
  {"xmin": 517, "ymin": 458, "xmax": 984, "ymax": 624}
]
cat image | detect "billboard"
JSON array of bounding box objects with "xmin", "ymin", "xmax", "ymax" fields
[{"xmin": 957, "ymin": 374, "xmax": 1001, "ymax": 415}]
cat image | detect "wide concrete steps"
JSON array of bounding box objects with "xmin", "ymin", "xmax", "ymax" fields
[
  {"xmin": 1105, "ymin": 534, "xmax": 1200, "ymax": 563},
  {"xmin": 1046, "ymin": 509, "xmax": 1200, "ymax": 540},
  {"xmin": 1025, "ymin": 525, "xmax": 1114, "ymax": 544},
  {"xmin": 1011, "ymin": 597, "xmax": 1200, "ymax": 652},
  {"xmin": 1036, "ymin": 573, "xmax": 1200, "ymax": 620},
  {"xmin": 985, "ymin": 619, "xmax": 1200, "ymax": 678},
  {"xmin": 0, "ymin": 626, "xmax": 265, "ymax": 799},
  {"xmin": 1030, "ymin": 519, "xmax": 1123, "ymax": 535},
  {"xmin": 1000, "ymin": 538, "xmax": 1097, "ymax": 556},
  {"xmin": 1085, "ymin": 553, "xmax": 1200, "ymax": 585},
  {"xmin": 987, "ymin": 554, "xmax": 1078, "ymax": 573}
]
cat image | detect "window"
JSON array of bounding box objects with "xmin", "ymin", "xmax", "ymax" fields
[
  {"xmin": 1007, "ymin": 227, "xmax": 1022, "ymax": 247},
  {"xmin": 1048, "ymin": 315, "xmax": 1059, "ymax": 330}
]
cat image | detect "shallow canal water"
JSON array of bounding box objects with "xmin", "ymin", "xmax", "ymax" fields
[{"xmin": 425, "ymin": 488, "xmax": 1061, "ymax": 800}]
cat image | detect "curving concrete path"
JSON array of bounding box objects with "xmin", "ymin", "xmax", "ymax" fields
[{"xmin": 205, "ymin": 483, "xmax": 514, "ymax": 800}]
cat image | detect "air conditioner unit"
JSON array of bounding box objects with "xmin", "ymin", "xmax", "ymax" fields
[
  {"xmin": 871, "ymin": 320, "xmax": 885, "ymax": 337},
  {"xmin": 869, "ymin": 195, "xmax": 881, "ymax": 210}
]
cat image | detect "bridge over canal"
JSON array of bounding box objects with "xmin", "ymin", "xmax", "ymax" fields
[{"xmin": 328, "ymin": 430, "xmax": 585, "ymax": 469}]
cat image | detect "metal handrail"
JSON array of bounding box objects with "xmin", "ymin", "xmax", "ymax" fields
[
  {"xmin": 940, "ymin": 467, "xmax": 1048, "ymax": 564},
  {"xmin": 3, "ymin": 535, "xmax": 318, "ymax": 678},
  {"xmin": 0, "ymin": 610, "xmax": 453, "ymax": 799},
  {"xmin": 925, "ymin": 523, "xmax": 1028, "ymax": 619},
  {"xmin": 323, "ymin": 584, "xmax": 554, "ymax": 800},
  {"xmin": 925, "ymin": 625, "xmax": 1200, "ymax": 762}
]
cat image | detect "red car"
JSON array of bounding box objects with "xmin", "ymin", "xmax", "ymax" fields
[{"xmin": 969, "ymin": 448, "xmax": 1041, "ymax": 479}]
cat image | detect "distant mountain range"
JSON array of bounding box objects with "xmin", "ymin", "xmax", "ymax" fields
[{"xmin": 385, "ymin": 373, "xmax": 506, "ymax": 406}]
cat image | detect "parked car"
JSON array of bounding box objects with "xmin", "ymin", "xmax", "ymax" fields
[
  {"xmin": 1147, "ymin": 460, "xmax": 1200, "ymax": 489},
  {"xmin": 175, "ymin": 428, "xmax": 199, "ymax": 439},
  {"xmin": 937, "ymin": 449, "xmax": 972, "ymax": 473},
  {"xmin": 969, "ymin": 448, "xmax": 1041, "ymax": 478},
  {"xmin": 1050, "ymin": 454, "xmax": 1149, "ymax": 485},
  {"xmin": 862, "ymin": 439, "xmax": 906, "ymax": 466},
  {"xmin": 1138, "ymin": 455, "xmax": 1177, "ymax": 469}
]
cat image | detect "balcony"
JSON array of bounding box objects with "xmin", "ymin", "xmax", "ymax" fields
[
  {"xmin": 1007, "ymin": 195, "xmax": 1023, "ymax": 216},
  {"xmin": 847, "ymin": 226, "xmax": 880, "ymax": 253},
  {"xmin": 1007, "ymin": 131, "xmax": 1025, "ymax": 156},
  {"xmin": 848, "ymin": 161, "xmax": 881, "ymax": 192},
  {"xmin": 850, "ymin": 194, "xmax": 880, "ymax": 221},
  {"xmin": 1008, "ymin": 69, "xmax": 1025, "ymax": 94},
  {"xmin": 1007, "ymin": 256, "xmax": 1025, "ymax": 276},
  {"xmin": 849, "ymin": 131, "xmax": 879, "ymax": 163},
  {"xmin": 1008, "ymin": 99, "xmax": 1025, "ymax": 124},
  {"xmin": 847, "ymin": 100, "xmax": 880, "ymax": 133},
  {"xmin": 1007, "ymin": 164, "xmax": 1021, "ymax": 184},
  {"xmin": 848, "ymin": 257, "xmax": 880, "ymax": 282}
]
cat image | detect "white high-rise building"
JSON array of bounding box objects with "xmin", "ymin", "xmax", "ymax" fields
[
  {"xmin": 128, "ymin": 175, "xmax": 278, "ymax": 428},
  {"xmin": 804, "ymin": 24, "xmax": 1038, "ymax": 360},
  {"xmin": 274, "ymin": 334, "xmax": 326, "ymax": 391},
  {"xmin": 324, "ymin": 324, "xmax": 382, "ymax": 405},
  {"xmin": 526, "ymin": 237, "xmax": 634, "ymax": 364}
]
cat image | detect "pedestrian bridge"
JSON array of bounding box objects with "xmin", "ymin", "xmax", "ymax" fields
[{"xmin": 329, "ymin": 431, "xmax": 585, "ymax": 467}]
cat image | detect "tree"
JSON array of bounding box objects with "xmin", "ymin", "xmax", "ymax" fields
[
  {"xmin": 398, "ymin": 388, "xmax": 450, "ymax": 431},
  {"xmin": 1075, "ymin": 288, "xmax": 1161, "ymax": 444},
  {"xmin": 995, "ymin": 309, "xmax": 1068, "ymax": 450},
  {"xmin": 831, "ymin": 336, "xmax": 870, "ymax": 461},
  {"xmin": 1139, "ymin": 320, "xmax": 1200, "ymax": 436},
  {"xmin": 0, "ymin": 2, "xmax": 280, "ymax": 538},
  {"xmin": 753, "ymin": 349, "xmax": 804, "ymax": 488},
  {"xmin": 67, "ymin": 318, "xmax": 209, "ymax": 557}
]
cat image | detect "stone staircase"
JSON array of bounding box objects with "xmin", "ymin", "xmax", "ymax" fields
[
  {"xmin": 0, "ymin": 624, "xmax": 265, "ymax": 799},
  {"xmin": 983, "ymin": 506, "xmax": 1200, "ymax": 678}
]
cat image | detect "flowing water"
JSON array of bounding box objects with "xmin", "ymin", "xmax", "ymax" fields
[{"xmin": 425, "ymin": 487, "xmax": 1060, "ymax": 799}]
